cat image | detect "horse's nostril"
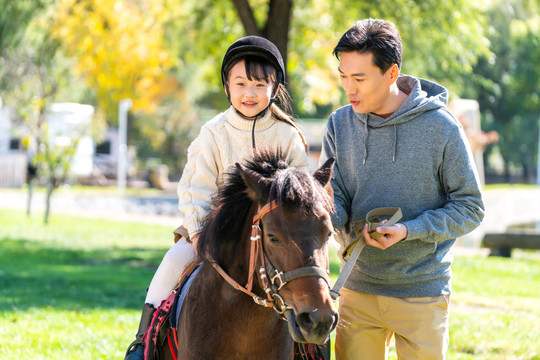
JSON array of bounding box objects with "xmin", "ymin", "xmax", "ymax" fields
[
  {"xmin": 296, "ymin": 311, "xmax": 315, "ymax": 332},
  {"xmin": 293, "ymin": 309, "xmax": 337, "ymax": 344},
  {"xmin": 297, "ymin": 310, "xmax": 337, "ymax": 334},
  {"xmin": 332, "ymin": 311, "xmax": 339, "ymax": 331}
]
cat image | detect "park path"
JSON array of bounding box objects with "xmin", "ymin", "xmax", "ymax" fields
[
  {"xmin": 0, "ymin": 188, "xmax": 180, "ymax": 226},
  {"xmin": 2, "ymin": 186, "xmax": 540, "ymax": 253}
]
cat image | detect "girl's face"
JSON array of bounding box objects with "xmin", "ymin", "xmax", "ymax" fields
[{"xmin": 227, "ymin": 59, "xmax": 275, "ymax": 119}]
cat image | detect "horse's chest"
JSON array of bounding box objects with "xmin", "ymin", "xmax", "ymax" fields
[{"xmin": 179, "ymin": 287, "xmax": 293, "ymax": 360}]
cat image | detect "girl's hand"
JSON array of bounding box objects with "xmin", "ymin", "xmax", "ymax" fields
[{"xmin": 190, "ymin": 233, "xmax": 200, "ymax": 254}]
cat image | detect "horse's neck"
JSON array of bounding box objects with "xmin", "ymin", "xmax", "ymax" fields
[{"xmin": 220, "ymin": 207, "xmax": 263, "ymax": 289}]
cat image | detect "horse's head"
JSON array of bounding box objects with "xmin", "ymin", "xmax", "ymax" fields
[{"xmin": 234, "ymin": 153, "xmax": 339, "ymax": 345}]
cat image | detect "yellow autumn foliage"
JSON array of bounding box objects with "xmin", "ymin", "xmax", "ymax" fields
[{"xmin": 51, "ymin": 0, "xmax": 177, "ymax": 116}]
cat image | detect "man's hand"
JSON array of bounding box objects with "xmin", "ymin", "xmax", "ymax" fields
[{"xmin": 363, "ymin": 222, "xmax": 407, "ymax": 250}]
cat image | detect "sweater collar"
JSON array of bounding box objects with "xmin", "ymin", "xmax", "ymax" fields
[{"xmin": 225, "ymin": 106, "xmax": 274, "ymax": 132}]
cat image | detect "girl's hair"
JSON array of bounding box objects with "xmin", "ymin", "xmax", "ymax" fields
[{"xmin": 226, "ymin": 55, "xmax": 308, "ymax": 152}]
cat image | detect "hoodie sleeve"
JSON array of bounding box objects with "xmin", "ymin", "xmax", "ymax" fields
[
  {"xmin": 320, "ymin": 113, "xmax": 351, "ymax": 231},
  {"xmin": 403, "ymin": 119, "xmax": 485, "ymax": 243}
]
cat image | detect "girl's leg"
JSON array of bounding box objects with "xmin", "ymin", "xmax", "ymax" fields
[
  {"xmin": 124, "ymin": 238, "xmax": 196, "ymax": 360},
  {"xmin": 145, "ymin": 238, "xmax": 197, "ymax": 307}
]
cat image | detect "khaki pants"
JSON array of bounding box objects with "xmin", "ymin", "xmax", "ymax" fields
[{"xmin": 335, "ymin": 288, "xmax": 450, "ymax": 360}]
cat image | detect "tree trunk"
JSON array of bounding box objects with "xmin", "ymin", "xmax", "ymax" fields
[
  {"xmin": 26, "ymin": 178, "xmax": 34, "ymax": 217},
  {"xmin": 264, "ymin": 0, "xmax": 292, "ymax": 72},
  {"xmin": 522, "ymin": 162, "xmax": 530, "ymax": 183},
  {"xmin": 231, "ymin": 0, "xmax": 260, "ymax": 35},
  {"xmin": 44, "ymin": 180, "xmax": 54, "ymax": 224},
  {"xmin": 231, "ymin": 0, "xmax": 293, "ymax": 81}
]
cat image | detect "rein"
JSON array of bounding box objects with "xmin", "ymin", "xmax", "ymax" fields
[{"xmin": 210, "ymin": 200, "xmax": 331, "ymax": 314}]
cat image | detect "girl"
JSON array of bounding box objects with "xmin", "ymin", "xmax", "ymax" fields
[{"xmin": 124, "ymin": 35, "xmax": 308, "ymax": 359}]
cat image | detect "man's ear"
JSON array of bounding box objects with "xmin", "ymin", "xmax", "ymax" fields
[{"xmin": 388, "ymin": 64, "xmax": 400, "ymax": 85}]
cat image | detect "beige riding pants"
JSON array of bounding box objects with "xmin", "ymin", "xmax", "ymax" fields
[{"xmin": 335, "ymin": 288, "xmax": 450, "ymax": 360}]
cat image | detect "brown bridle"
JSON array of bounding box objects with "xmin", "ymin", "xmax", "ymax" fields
[{"xmin": 210, "ymin": 200, "xmax": 331, "ymax": 314}]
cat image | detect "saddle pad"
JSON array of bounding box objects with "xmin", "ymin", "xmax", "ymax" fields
[{"xmin": 169, "ymin": 264, "xmax": 201, "ymax": 329}]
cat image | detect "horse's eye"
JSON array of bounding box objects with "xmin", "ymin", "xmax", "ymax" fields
[{"xmin": 268, "ymin": 234, "xmax": 280, "ymax": 244}]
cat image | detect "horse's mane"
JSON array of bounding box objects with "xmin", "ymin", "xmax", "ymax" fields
[{"xmin": 197, "ymin": 150, "xmax": 333, "ymax": 261}]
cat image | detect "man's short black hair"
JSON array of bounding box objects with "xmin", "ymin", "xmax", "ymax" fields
[{"xmin": 333, "ymin": 18, "xmax": 403, "ymax": 73}]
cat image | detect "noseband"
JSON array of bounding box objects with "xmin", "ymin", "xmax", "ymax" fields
[{"xmin": 211, "ymin": 200, "xmax": 331, "ymax": 314}]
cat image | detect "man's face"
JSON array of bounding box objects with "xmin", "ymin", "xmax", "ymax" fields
[{"xmin": 338, "ymin": 51, "xmax": 393, "ymax": 115}]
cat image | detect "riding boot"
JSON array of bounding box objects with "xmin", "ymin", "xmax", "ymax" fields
[{"xmin": 124, "ymin": 303, "xmax": 156, "ymax": 360}]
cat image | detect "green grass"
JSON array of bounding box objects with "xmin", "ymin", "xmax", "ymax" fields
[
  {"xmin": 0, "ymin": 208, "xmax": 171, "ymax": 359},
  {"xmin": 483, "ymin": 183, "xmax": 540, "ymax": 190},
  {"xmin": 1, "ymin": 208, "xmax": 539, "ymax": 359},
  {"xmin": 448, "ymin": 252, "xmax": 540, "ymax": 360}
]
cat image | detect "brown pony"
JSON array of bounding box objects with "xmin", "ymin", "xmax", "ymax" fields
[{"xmin": 164, "ymin": 151, "xmax": 338, "ymax": 360}]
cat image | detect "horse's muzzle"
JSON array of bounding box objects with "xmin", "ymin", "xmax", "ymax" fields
[{"xmin": 284, "ymin": 307, "xmax": 339, "ymax": 345}]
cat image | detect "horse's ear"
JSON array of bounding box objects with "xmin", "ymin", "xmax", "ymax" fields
[
  {"xmin": 313, "ymin": 157, "xmax": 335, "ymax": 187},
  {"xmin": 235, "ymin": 162, "xmax": 270, "ymax": 202}
]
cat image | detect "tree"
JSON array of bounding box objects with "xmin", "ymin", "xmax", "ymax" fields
[
  {"xmin": 35, "ymin": 122, "xmax": 87, "ymax": 224},
  {"xmin": 463, "ymin": 0, "xmax": 540, "ymax": 181},
  {"xmin": 51, "ymin": 0, "xmax": 177, "ymax": 118},
  {"xmin": 231, "ymin": 0, "xmax": 292, "ymax": 71},
  {"xmin": 165, "ymin": 0, "xmax": 490, "ymax": 116},
  {"xmin": 0, "ymin": 7, "xmax": 86, "ymax": 223},
  {"xmin": 50, "ymin": 0, "xmax": 201, "ymax": 176},
  {"xmin": 0, "ymin": 0, "xmax": 51, "ymax": 53}
]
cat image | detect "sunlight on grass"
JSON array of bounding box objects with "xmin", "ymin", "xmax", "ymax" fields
[
  {"xmin": 0, "ymin": 308, "xmax": 133, "ymax": 359},
  {"xmin": 449, "ymin": 251, "xmax": 540, "ymax": 359},
  {"xmin": 1, "ymin": 208, "xmax": 539, "ymax": 359},
  {"xmin": 0, "ymin": 207, "xmax": 172, "ymax": 250}
]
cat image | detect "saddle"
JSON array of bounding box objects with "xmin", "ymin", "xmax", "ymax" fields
[{"xmin": 142, "ymin": 259, "xmax": 201, "ymax": 360}]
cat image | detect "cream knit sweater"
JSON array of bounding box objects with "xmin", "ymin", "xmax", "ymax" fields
[{"xmin": 177, "ymin": 106, "xmax": 307, "ymax": 237}]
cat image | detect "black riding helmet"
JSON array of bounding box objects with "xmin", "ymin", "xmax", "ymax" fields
[{"xmin": 221, "ymin": 35, "xmax": 285, "ymax": 108}]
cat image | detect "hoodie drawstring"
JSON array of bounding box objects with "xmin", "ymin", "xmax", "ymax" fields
[
  {"xmin": 392, "ymin": 124, "xmax": 397, "ymax": 162},
  {"xmin": 363, "ymin": 120, "xmax": 368, "ymax": 165},
  {"xmin": 362, "ymin": 121, "xmax": 397, "ymax": 165}
]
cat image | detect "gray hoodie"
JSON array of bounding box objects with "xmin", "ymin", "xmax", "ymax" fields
[{"xmin": 321, "ymin": 75, "xmax": 484, "ymax": 297}]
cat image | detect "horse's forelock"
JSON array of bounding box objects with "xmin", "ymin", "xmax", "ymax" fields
[{"xmin": 271, "ymin": 167, "xmax": 333, "ymax": 214}]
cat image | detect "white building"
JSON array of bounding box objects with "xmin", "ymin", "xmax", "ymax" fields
[
  {"xmin": 45, "ymin": 102, "xmax": 95, "ymax": 177},
  {"xmin": 0, "ymin": 101, "xmax": 95, "ymax": 187}
]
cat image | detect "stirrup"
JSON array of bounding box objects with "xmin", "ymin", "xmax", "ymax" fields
[{"xmin": 125, "ymin": 339, "xmax": 145, "ymax": 358}]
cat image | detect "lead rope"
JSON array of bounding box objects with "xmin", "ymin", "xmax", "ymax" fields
[{"xmin": 330, "ymin": 207, "xmax": 402, "ymax": 300}]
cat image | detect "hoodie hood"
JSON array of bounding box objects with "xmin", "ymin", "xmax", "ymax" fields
[{"xmin": 354, "ymin": 75, "xmax": 449, "ymax": 163}]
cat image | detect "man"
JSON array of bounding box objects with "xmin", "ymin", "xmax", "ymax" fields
[{"xmin": 320, "ymin": 19, "xmax": 484, "ymax": 360}]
